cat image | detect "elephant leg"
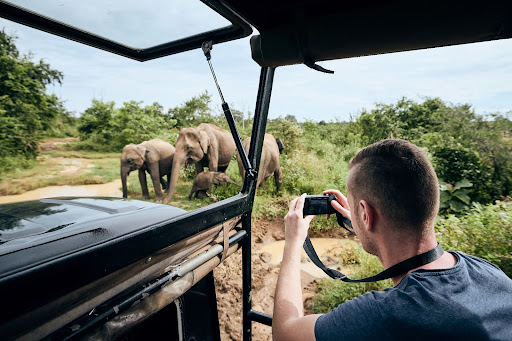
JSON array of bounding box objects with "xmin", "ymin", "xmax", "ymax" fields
[
  {"xmin": 139, "ymin": 169, "xmax": 150, "ymax": 199},
  {"xmin": 260, "ymin": 179, "xmax": 266, "ymax": 189},
  {"xmin": 208, "ymin": 155, "xmax": 219, "ymax": 172},
  {"xmin": 195, "ymin": 162, "xmax": 204, "ymax": 175},
  {"xmin": 160, "ymin": 177, "xmax": 167, "ymax": 191},
  {"xmin": 275, "ymin": 168, "xmax": 282, "ymax": 191},
  {"xmin": 147, "ymin": 165, "xmax": 164, "ymax": 201},
  {"xmin": 188, "ymin": 185, "xmax": 197, "ymax": 200},
  {"xmin": 165, "ymin": 174, "xmax": 171, "ymax": 193},
  {"xmin": 218, "ymin": 165, "xmax": 228, "ymax": 173}
]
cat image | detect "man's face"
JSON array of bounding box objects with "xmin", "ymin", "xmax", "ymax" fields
[{"xmin": 347, "ymin": 173, "xmax": 379, "ymax": 257}]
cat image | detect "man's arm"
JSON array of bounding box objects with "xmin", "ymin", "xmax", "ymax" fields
[{"xmin": 272, "ymin": 194, "xmax": 321, "ymax": 341}]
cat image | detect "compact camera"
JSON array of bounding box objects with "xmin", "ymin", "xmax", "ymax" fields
[
  {"xmin": 303, "ymin": 194, "xmax": 337, "ymax": 216},
  {"xmin": 303, "ymin": 194, "xmax": 355, "ymax": 234}
]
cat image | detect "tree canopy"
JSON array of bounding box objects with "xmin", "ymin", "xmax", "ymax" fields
[{"xmin": 0, "ymin": 29, "xmax": 71, "ymax": 170}]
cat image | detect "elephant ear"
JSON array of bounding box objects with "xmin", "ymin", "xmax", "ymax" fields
[
  {"xmin": 213, "ymin": 172, "xmax": 226, "ymax": 184},
  {"xmin": 136, "ymin": 145, "xmax": 148, "ymax": 159},
  {"xmin": 199, "ymin": 131, "xmax": 210, "ymax": 155}
]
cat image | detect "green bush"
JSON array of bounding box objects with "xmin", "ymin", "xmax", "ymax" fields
[
  {"xmin": 436, "ymin": 200, "xmax": 512, "ymax": 277},
  {"xmin": 433, "ymin": 145, "xmax": 490, "ymax": 203},
  {"xmin": 439, "ymin": 179, "xmax": 473, "ymax": 214},
  {"xmin": 78, "ymin": 100, "xmax": 176, "ymax": 151}
]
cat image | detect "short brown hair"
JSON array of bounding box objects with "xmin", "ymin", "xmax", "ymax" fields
[{"xmin": 348, "ymin": 139, "xmax": 439, "ymax": 234}]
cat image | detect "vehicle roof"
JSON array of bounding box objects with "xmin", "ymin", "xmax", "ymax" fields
[
  {"xmin": 1, "ymin": 0, "xmax": 510, "ymax": 64},
  {"xmin": 241, "ymin": 0, "xmax": 512, "ymax": 67}
]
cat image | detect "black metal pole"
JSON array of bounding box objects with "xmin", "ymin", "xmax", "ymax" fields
[
  {"xmin": 242, "ymin": 67, "xmax": 275, "ymax": 198},
  {"xmin": 222, "ymin": 102, "xmax": 255, "ymax": 178},
  {"xmin": 242, "ymin": 66, "xmax": 275, "ymax": 341}
]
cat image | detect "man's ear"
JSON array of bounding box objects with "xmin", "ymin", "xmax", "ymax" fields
[{"xmin": 359, "ymin": 200, "xmax": 375, "ymax": 232}]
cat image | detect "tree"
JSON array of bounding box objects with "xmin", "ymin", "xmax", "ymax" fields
[
  {"xmin": 352, "ymin": 97, "xmax": 512, "ymax": 203},
  {"xmin": 168, "ymin": 91, "xmax": 215, "ymax": 129},
  {"xmin": 0, "ymin": 29, "xmax": 68, "ymax": 167},
  {"xmin": 78, "ymin": 100, "xmax": 176, "ymax": 151}
]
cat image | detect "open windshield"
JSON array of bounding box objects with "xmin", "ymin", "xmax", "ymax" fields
[{"xmin": 4, "ymin": 0, "xmax": 232, "ymax": 49}]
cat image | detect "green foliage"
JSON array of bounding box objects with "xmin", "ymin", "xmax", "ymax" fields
[
  {"xmin": 439, "ymin": 179, "xmax": 473, "ymax": 213},
  {"xmin": 313, "ymin": 247, "xmax": 393, "ymax": 313},
  {"xmin": 352, "ymin": 97, "xmax": 512, "ymax": 204},
  {"xmin": 77, "ymin": 100, "xmax": 176, "ymax": 151},
  {"xmin": 432, "ymin": 145, "xmax": 490, "ymax": 203},
  {"xmin": 355, "ymin": 98, "xmax": 445, "ymax": 144},
  {"xmin": 168, "ymin": 91, "xmax": 219, "ymax": 129},
  {"xmin": 436, "ymin": 200, "xmax": 512, "ymax": 277},
  {"xmin": 0, "ymin": 29, "xmax": 72, "ymax": 172},
  {"xmin": 266, "ymin": 117, "xmax": 302, "ymax": 155}
]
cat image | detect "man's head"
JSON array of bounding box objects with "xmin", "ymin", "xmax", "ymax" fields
[{"xmin": 347, "ymin": 139, "xmax": 439, "ymax": 239}]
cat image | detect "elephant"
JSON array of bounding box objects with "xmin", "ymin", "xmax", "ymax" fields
[
  {"xmin": 188, "ymin": 171, "xmax": 241, "ymax": 200},
  {"xmin": 162, "ymin": 123, "xmax": 236, "ymax": 204},
  {"xmin": 238, "ymin": 133, "xmax": 283, "ymax": 190},
  {"xmin": 121, "ymin": 139, "xmax": 175, "ymax": 201}
]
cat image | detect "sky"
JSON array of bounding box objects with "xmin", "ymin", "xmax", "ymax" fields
[{"xmin": 1, "ymin": 1, "xmax": 512, "ymax": 122}]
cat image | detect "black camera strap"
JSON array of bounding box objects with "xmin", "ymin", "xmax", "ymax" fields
[{"xmin": 303, "ymin": 236, "xmax": 444, "ymax": 282}]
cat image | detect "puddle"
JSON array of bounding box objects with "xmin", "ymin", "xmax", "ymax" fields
[
  {"xmin": 0, "ymin": 180, "xmax": 123, "ymax": 204},
  {"xmin": 257, "ymin": 238, "xmax": 360, "ymax": 278}
]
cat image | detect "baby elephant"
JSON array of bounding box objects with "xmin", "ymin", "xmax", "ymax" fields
[{"xmin": 188, "ymin": 172, "xmax": 241, "ymax": 200}]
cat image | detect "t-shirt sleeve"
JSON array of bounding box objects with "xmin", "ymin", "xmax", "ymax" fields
[{"xmin": 314, "ymin": 291, "xmax": 389, "ymax": 341}]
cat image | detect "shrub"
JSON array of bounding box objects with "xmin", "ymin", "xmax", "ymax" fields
[
  {"xmin": 78, "ymin": 100, "xmax": 176, "ymax": 151},
  {"xmin": 433, "ymin": 145, "xmax": 490, "ymax": 203},
  {"xmin": 439, "ymin": 179, "xmax": 473, "ymax": 214},
  {"xmin": 436, "ymin": 200, "xmax": 512, "ymax": 277}
]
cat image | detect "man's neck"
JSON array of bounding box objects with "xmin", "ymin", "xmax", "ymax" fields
[{"xmin": 376, "ymin": 232, "xmax": 453, "ymax": 285}]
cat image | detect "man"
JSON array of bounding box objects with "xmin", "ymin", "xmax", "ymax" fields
[{"xmin": 272, "ymin": 139, "xmax": 512, "ymax": 341}]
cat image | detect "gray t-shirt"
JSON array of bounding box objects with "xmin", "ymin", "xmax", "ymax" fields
[{"xmin": 315, "ymin": 252, "xmax": 512, "ymax": 341}]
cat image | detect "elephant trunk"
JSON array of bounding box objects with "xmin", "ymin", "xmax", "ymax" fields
[
  {"xmin": 229, "ymin": 180, "xmax": 242, "ymax": 188},
  {"xmin": 121, "ymin": 165, "xmax": 130, "ymax": 198},
  {"xmin": 163, "ymin": 156, "xmax": 184, "ymax": 204}
]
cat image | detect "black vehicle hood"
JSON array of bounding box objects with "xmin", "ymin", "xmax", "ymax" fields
[{"xmin": 0, "ymin": 197, "xmax": 187, "ymax": 256}]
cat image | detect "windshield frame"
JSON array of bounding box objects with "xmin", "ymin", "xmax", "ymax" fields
[{"xmin": 0, "ymin": 0, "xmax": 253, "ymax": 61}]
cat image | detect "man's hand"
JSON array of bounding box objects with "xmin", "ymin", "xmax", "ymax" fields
[
  {"xmin": 323, "ymin": 189, "xmax": 352, "ymax": 221},
  {"xmin": 273, "ymin": 194, "xmax": 320, "ymax": 341},
  {"xmin": 284, "ymin": 194, "xmax": 315, "ymax": 246}
]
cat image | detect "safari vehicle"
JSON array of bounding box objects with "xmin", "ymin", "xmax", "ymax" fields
[{"xmin": 0, "ymin": 0, "xmax": 511, "ymax": 340}]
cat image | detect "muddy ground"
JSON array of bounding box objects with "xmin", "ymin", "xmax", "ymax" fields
[{"xmin": 214, "ymin": 217, "xmax": 349, "ymax": 341}]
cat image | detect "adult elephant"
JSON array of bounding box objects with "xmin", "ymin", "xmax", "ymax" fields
[
  {"xmin": 121, "ymin": 139, "xmax": 175, "ymax": 201},
  {"xmin": 238, "ymin": 133, "xmax": 283, "ymax": 190},
  {"xmin": 162, "ymin": 123, "xmax": 236, "ymax": 204}
]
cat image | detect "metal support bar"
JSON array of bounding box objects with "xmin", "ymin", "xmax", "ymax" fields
[
  {"xmin": 242, "ymin": 67, "xmax": 275, "ymax": 197},
  {"xmin": 242, "ymin": 212, "xmax": 253, "ymax": 341},
  {"xmin": 247, "ymin": 310, "xmax": 273, "ymax": 326},
  {"xmin": 54, "ymin": 230, "xmax": 247, "ymax": 340},
  {"xmin": 242, "ymin": 66, "xmax": 275, "ymax": 341},
  {"xmin": 202, "ymin": 41, "xmax": 255, "ymax": 178},
  {"xmin": 222, "ymin": 102, "xmax": 256, "ymax": 179}
]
